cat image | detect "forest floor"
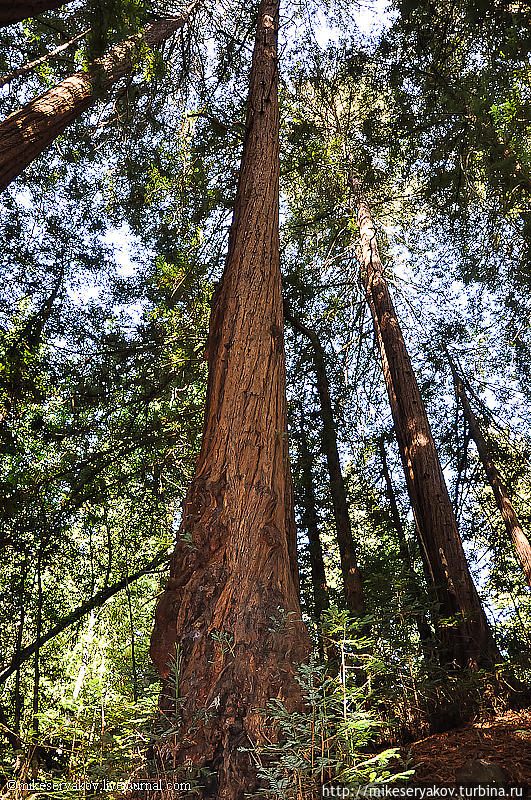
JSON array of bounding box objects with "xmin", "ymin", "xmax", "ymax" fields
[{"xmin": 404, "ymin": 709, "xmax": 531, "ymax": 783}]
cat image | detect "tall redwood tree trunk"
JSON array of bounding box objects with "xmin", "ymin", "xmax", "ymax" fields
[
  {"xmin": 449, "ymin": 356, "xmax": 531, "ymax": 590},
  {"xmin": 0, "ymin": 0, "xmax": 70, "ymax": 25},
  {"xmin": 0, "ymin": 10, "xmax": 195, "ymax": 191},
  {"xmin": 353, "ymin": 176, "xmax": 500, "ymax": 669},
  {"xmin": 147, "ymin": 3, "xmax": 310, "ymax": 798},
  {"xmin": 285, "ymin": 309, "xmax": 365, "ymax": 614}
]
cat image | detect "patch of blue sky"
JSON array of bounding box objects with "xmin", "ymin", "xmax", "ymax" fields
[
  {"xmin": 101, "ymin": 222, "xmax": 140, "ymax": 278},
  {"xmin": 353, "ymin": 0, "xmax": 397, "ymax": 37},
  {"xmin": 66, "ymin": 281, "xmax": 101, "ymax": 306},
  {"xmin": 111, "ymin": 300, "xmax": 147, "ymax": 328},
  {"xmin": 99, "ymin": 223, "xmax": 152, "ymax": 328},
  {"xmin": 314, "ymin": 0, "xmax": 396, "ymax": 47}
]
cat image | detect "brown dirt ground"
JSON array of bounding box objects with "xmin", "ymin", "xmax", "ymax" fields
[{"xmin": 403, "ymin": 710, "xmax": 531, "ymax": 784}]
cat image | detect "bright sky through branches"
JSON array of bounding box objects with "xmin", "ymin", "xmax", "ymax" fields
[{"xmin": 315, "ymin": 0, "xmax": 396, "ymax": 47}]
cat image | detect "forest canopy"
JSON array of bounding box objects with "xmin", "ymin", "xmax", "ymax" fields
[{"xmin": 0, "ymin": 0, "xmax": 530, "ymax": 797}]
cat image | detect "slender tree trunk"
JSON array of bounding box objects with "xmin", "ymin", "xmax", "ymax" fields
[
  {"xmin": 449, "ymin": 356, "xmax": 531, "ymax": 590},
  {"xmin": 0, "ymin": 29, "xmax": 89, "ymax": 88},
  {"xmin": 0, "ymin": 8, "xmax": 195, "ymax": 191},
  {"xmin": 32, "ymin": 548, "xmax": 43, "ymax": 741},
  {"xmin": 13, "ymin": 564, "xmax": 27, "ymax": 737},
  {"xmin": 379, "ymin": 438, "xmax": 412, "ymax": 570},
  {"xmin": 124, "ymin": 539, "xmax": 139, "ymax": 703},
  {"xmin": 104, "ymin": 512, "xmax": 113, "ymax": 589},
  {"xmin": 353, "ymin": 176, "xmax": 500, "ymax": 670},
  {"xmin": 147, "ymin": 3, "xmax": 310, "ymax": 797},
  {"xmin": 378, "ymin": 439, "xmax": 434, "ymax": 654},
  {"xmin": 126, "ymin": 582, "xmax": 139, "ymax": 703},
  {"xmin": 369, "ymin": 309, "xmax": 437, "ymax": 606},
  {"xmin": 284, "ymin": 309, "xmax": 365, "ymax": 615},
  {"xmin": 0, "ymin": 0, "xmax": 70, "ymax": 25},
  {"xmin": 297, "ymin": 408, "xmax": 330, "ymax": 619}
]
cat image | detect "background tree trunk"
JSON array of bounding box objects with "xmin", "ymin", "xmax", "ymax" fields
[
  {"xmin": 147, "ymin": 3, "xmax": 310, "ymax": 798},
  {"xmin": 0, "ymin": 11, "xmax": 194, "ymax": 191},
  {"xmin": 32, "ymin": 545, "xmax": 43, "ymax": 742},
  {"xmin": 285, "ymin": 309, "xmax": 365, "ymax": 615},
  {"xmin": 354, "ymin": 175, "xmax": 500, "ymax": 670},
  {"xmin": 379, "ymin": 438, "xmax": 434, "ymax": 655},
  {"xmin": 298, "ymin": 407, "xmax": 330, "ymax": 619},
  {"xmin": 0, "ymin": 0, "xmax": 69, "ymax": 26},
  {"xmin": 449, "ymin": 355, "xmax": 531, "ymax": 590},
  {"xmin": 13, "ymin": 561, "xmax": 27, "ymax": 737}
]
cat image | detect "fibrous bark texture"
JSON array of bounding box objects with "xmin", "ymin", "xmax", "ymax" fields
[
  {"xmin": 0, "ymin": 0, "xmax": 69, "ymax": 25},
  {"xmin": 146, "ymin": 3, "xmax": 310, "ymax": 798},
  {"xmin": 285, "ymin": 310, "xmax": 365, "ymax": 615},
  {"xmin": 449, "ymin": 357, "xmax": 531, "ymax": 591},
  {"xmin": 353, "ymin": 176, "xmax": 500, "ymax": 670},
  {"xmin": 0, "ymin": 11, "xmax": 194, "ymax": 191}
]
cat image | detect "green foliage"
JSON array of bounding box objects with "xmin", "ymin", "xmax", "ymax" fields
[
  {"xmin": 243, "ymin": 616, "xmax": 413, "ymax": 799},
  {"xmin": 0, "ymin": 591, "xmax": 161, "ymax": 797}
]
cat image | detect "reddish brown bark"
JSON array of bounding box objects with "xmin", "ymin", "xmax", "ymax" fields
[
  {"xmin": 285, "ymin": 309, "xmax": 365, "ymax": 615},
  {"xmin": 0, "ymin": 10, "xmax": 195, "ymax": 191},
  {"xmin": 146, "ymin": 3, "xmax": 310, "ymax": 798},
  {"xmin": 0, "ymin": 0, "xmax": 70, "ymax": 25},
  {"xmin": 354, "ymin": 176, "xmax": 500, "ymax": 669},
  {"xmin": 449, "ymin": 357, "xmax": 531, "ymax": 591}
]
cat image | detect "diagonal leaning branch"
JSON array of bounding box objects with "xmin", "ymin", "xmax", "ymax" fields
[
  {"xmin": 0, "ymin": 2, "xmax": 198, "ymax": 191},
  {"xmin": 448, "ymin": 353, "xmax": 531, "ymax": 591},
  {"xmin": 0, "ymin": 549, "xmax": 168, "ymax": 686},
  {"xmin": 0, "ymin": 28, "xmax": 90, "ymax": 88}
]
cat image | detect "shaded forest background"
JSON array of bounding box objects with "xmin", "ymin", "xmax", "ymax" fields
[{"xmin": 0, "ymin": 0, "xmax": 531, "ymax": 795}]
